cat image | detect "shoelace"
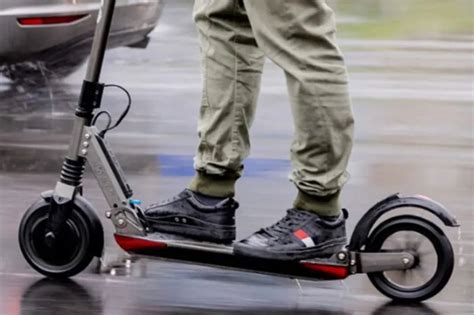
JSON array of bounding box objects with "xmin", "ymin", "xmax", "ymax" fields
[
  {"xmin": 261, "ymin": 209, "xmax": 311, "ymax": 238},
  {"xmin": 149, "ymin": 190, "xmax": 239, "ymax": 210},
  {"xmin": 148, "ymin": 190, "xmax": 188, "ymax": 208}
]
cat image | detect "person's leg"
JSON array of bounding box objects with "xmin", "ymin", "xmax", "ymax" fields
[
  {"xmin": 234, "ymin": 0, "xmax": 353, "ymax": 260},
  {"xmin": 244, "ymin": 0, "xmax": 354, "ymax": 216},
  {"xmin": 189, "ymin": 0, "xmax": 265, "ymax": 198},
  {"xmin": 145, "ymin": 0, "xmax": 264, "ymax": 243}
]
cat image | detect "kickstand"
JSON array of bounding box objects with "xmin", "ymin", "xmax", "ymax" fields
[{"xmin": 294, "ymin": 278, "xmax": 304, "ymax": 294}]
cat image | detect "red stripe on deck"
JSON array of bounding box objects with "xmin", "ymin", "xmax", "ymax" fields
[
  {"xmin": 114, "ymin": 234, "xmax": 167, "ymax": 251},
  {"xmin": 301, "ymin": 262, "xmax": 349, "ymax": 279}
]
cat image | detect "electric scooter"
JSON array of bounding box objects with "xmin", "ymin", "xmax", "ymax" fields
[{"xmin": 18, "ymin": 0, "xmax": 459, "ymax": 303}]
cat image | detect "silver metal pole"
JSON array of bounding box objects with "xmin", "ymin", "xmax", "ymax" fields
[{"xmin": 85, "ymin": 0, "xmax": 116, "ymax": 83}]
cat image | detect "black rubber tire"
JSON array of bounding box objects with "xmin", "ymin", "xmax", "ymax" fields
[
  {"xmin": 366, "ymin": 215, "xmax": 454, "ymax": 302},
  {"xmin": 18, "ymin": 198, "xmax": 103, "ymax": 279}
]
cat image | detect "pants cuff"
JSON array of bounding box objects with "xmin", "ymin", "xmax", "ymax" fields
[
  {"xmin": 293, "ymin": 190, "xmax": 341, "ymax": 217},
  {"xmin": 188, "ymin": 171, "xmax": 239, "ymax": 198}
]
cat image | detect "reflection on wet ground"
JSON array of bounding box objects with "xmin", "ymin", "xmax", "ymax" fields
[
  {"xmin": 0, "ymin": 1, "xmax": 473, "ymax": 314},
  {"xmin": 13, "ymin": 277, "xmax": 443, "ymax": 315}
]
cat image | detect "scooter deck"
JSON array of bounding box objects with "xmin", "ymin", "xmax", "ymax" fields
[{"xmin": 114, "ymin": 233, "xmax": 350, "ymax": 280}]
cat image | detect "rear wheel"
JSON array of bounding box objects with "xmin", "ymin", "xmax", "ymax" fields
[
  {"xmin": 365, "ymin": 216, "xmax": 454, "ymax": 302},
  {"xmin": 19, "ymin": 198, "xmax": 103, "ymax": 278}
]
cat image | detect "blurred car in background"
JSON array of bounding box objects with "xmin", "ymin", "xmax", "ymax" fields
[{"xmin": 0, "ymin": 0, "xmax": 163, "ymax": 82}]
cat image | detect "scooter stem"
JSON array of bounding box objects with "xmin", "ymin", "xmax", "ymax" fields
[
  {"xmin": 85, "ymin": 0, "xmax": 116, "ymax": 83},
  {"xmin": 47, "ymin": 0, "xmax": 117, "ymax": 230}
]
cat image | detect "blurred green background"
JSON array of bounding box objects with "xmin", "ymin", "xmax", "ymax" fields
[{"xmin": 328, "ymin": 0, "xmax": 473, "ymax": 39}]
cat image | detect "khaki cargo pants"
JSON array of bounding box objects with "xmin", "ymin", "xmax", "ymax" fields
[{"xmin": 188, "ymin": 0, "xmax": 354, "ymax": 216}]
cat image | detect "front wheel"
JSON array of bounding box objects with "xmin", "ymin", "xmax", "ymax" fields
[
  {"xmin": 365, "ymin": 215, "xmax": 454, "ymax": 302},
  {"xmin": 19, "ymin": 197, "xmax": 103, "ymax": 278}
]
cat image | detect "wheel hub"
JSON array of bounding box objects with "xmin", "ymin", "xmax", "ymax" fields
[{"xmin": 30, "ymin": 217, "xmax": 82, "ymax": 266}]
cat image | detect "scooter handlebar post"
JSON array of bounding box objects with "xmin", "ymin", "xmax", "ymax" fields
[{"xmin": 85, "ymin": 0, "xmax": 116, "ymax": 83}]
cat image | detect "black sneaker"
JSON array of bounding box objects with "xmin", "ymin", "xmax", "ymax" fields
[
  {"xmin": 233, "ymin": 208, "xmax": 347, "ymax": 261},
  {"xmin": 144, "ymin": 189, "xmax": 239, "ymax": 244}
]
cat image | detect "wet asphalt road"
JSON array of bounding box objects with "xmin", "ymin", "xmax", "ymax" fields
[{"xmin": 0, "ymin": 1, "xmax": 473, "ymax": 314}]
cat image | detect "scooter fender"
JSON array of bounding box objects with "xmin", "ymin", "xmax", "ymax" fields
[
  {"xmin": 348, "ymin": 193, "xmax": 459, "ymax": 251},
  {"xmin": 40, "ymin": 190, "xmax": 104, "ymax": 257}
]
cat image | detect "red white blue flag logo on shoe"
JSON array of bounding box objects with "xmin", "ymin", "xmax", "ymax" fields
[{"xmin": 293, "ymin": 229, "xmax": 315, "ymax": 248}]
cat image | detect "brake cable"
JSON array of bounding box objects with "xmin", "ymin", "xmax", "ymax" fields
[{"xmin": 91, "ymin": 84, "xmax": 132, "ymax": 138}]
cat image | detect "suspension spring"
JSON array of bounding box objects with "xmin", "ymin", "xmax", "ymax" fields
[{"xmin": 59, "ymin": 157, "xmax": 86, "ymax": 186}]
